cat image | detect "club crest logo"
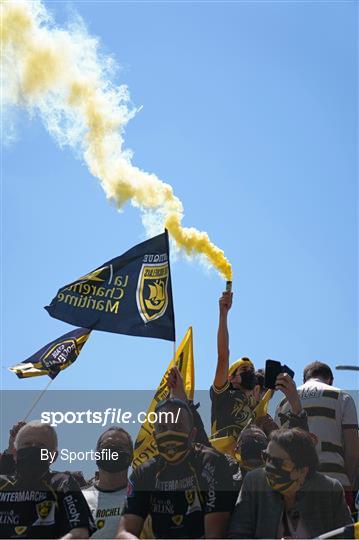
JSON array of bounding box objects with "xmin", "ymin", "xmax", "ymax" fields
[
  {"xmin": 171, "ymin": 514, "xmax": 183, "ymax": 526},
  {"xmin": 185, "ymin": 489, "xmax": 201, "ymax": 514},
  {"xmin": 137, "ymin": 263, "xmax": 169, "ymax": 323},
  {"xmin": 185, "ymin": 489, "xmax": 195, "ymax": 505},
  {"xmin": 41, "ymin": 339, "xmax": 78, "ymax": 371},
  {"xmin": 36, "ymin": 500, "xmax": 54, "ymax": 520},
  {"xmin": 15, "ymin": 526, "xmax": 27, "ymax": 536},
  {"xmin": 34, "ymin": 500, "xmax": 55, "ymax": 525}
]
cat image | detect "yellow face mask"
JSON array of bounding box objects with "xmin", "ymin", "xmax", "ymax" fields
[
  {"xmin": 154, "ymin": 430, "xmax": 190, "ymax": 463},
  {"xmin": 265, "ymin": 463, "xmax": 297, "ymax": 494}
]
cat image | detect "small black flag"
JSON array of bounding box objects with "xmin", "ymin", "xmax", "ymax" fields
[
  {"xmin": 9, "ymin": 328, "xmax": 91, "ymax": 379},
  {"xmin": 45, "ymin": 231, "xmax": 175, "ymax": 341}
]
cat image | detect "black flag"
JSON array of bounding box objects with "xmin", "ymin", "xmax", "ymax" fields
[
  {"xmin": 9, "ymin": 328, "xmax": 91, "ymax": 379},
  {"xmin": 45, "ymin": 231, "xmax": 175, "ymax": 341}
]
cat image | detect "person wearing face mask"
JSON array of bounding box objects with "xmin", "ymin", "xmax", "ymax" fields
[
  {"xmin": 82, "ymin": 427, "xmax": 133, "ymax": 538},
  {"xmin": 210, "ymin": 290, "xmax": 258, "ymax": 440},
  {"xmin": 232, "ymin": 426, "xmax": 268, "ymax": 491},
  {"xmin": 276, "ymin": 362, "xmax": 359, "ymax": 501},
  {"xmin": 167, "ymin": 366, "xmax": 211, "ymax": 448},
  {"xmin": 228, "ymin": 427, "xmax": 353, "ymax": 539},
  {"xmin": 0, "ymin": 421, "xmax": 27, "ymax": 475},
  {"xmin": 0, "ymin": 420, "xmax": 95, "ymax": 539},
  {"xmin": 117, "ymin": 398, "xmax": 234, "ymax": 539}
]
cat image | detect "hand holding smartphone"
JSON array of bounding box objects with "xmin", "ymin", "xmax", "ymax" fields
[{"xmin": 264, "ymin": 359, "xmax": 295, "ymax": 389}]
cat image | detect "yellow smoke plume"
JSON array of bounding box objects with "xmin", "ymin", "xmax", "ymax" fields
[{"xmin": 1, "ymin": 0, "xmax": 232, "ymax": 280}]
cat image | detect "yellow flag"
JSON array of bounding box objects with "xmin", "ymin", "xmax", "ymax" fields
[
  {"xmin": 253, "ymin": 389, "xmax": 272, "ymax": 418},
  {"xmin": 132, "ymin": 327, "xmax": 194, "ymax": 468},
  {"xmin": 318, "ymin": 521, "xmax": 359, "ymax": 539},
  {"xmin": 210, "ymin": 435, "xmax": 237, "ymax": 458},
  {"xmin": 209, "ymin": 390, "xmax": 273, "ymax": 457}
]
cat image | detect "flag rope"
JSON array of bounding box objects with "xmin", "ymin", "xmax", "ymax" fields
[{"xmin": 23, "ymin": 379, "xmax": 53, "ymax": 421}]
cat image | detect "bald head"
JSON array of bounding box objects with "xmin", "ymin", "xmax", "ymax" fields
[{"xmin": 15, "ymin": 420, "xmax": 58, "ymax": 452}]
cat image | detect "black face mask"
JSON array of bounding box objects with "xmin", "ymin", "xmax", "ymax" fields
[
  {"xmin": 265, "ymin": 462, "xmax": 297, "ymax": 494},
  {"xmin": 240, "ymin": 370, "xmax": 257, "ymax": 390},
  {"xmin": 96, "ymin": 448, "xmax": 131, "ymax": 473},
  {"xmin": 16, "ymin": 447, "xmax": 50, "ymax": 480}
]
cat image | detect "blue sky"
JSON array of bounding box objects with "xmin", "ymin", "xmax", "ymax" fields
[{"xmin": 2, "ymin": 0, "xmax": 358, "ymax": 407}]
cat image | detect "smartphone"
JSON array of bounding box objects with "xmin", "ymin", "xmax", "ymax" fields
[{"xmin": 264, "ymin": 359, "xmax": 295, "ymax": 389}]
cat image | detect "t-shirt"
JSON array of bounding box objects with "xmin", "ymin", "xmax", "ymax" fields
[
  {"xmin": 0, "ymin": 470, "xmax": 95, "ymax": 539},
  {"xmin": 275, "ymin": 379, "xmax": 359, "ymax": 487},
  {"xmin": 83, "ymin": 483, "xmax": 126, "ymax": 538},
  {"xmin": 277, "ymin": 507, "xmax": 310, "ymax": 539},
  {"xmin": 123, "ymin": 445, "xmax": 234, "ymax": 539},
  {"xmin": 210, "ymin": 382, "xmax": 257, "ymax": 438}
]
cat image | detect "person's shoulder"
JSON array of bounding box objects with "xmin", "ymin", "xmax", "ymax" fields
[
  {"xmin": 241, "ymin": 467, "xmax": 267, "ymax": 488},
  {"xmin": 223, "ymin": 453, "xmax": 238, "ymax": 469},
  {"xmin": 210, "ymin": 381, "xmax": 230, "ymax": 397},
  {"xmin": 81, "ymin": 484, "xmax": 97, "ymax": 506},
  {"xmin": 82, "ymin": 479, "xmax": 96, "ymax": 489},
  {"xmin": 299, "ymin": 380, "xmax": 341, "ymax": 399},
  {"xmin": 244, "ymin": 467, "xmax": 266, "ymax": 480},
  {"xmin": 193, "ymin": 443, "xmax": 227, "ymax": 463},
  {"xmin": 300, "ymin": 379, "xmax": 327, "ymax": 390},
  {"xmin": 0, "ymin": 474, "xmax": 15, "ymax": 488},
  {"xmin": 189, "ymin": 445, "xmax": 231, "ymax": 474},
  {"xmin": 49, "ymin": 469, "xmax": 76, "ymax": 480},
  {"xmin": 306, "ymin": 471, "xmax": 344, "ymax": 491},
  {"xmin": 339, "ymin": 389, "xmax": 356, "ymax": 403},
  {"xmin": 82, "ymin": 482, "xmax": 97, "ymax": 494},
  {"xmin": 130, "ymin": 457, "xmax": 158, "ymax": 480},
  {"xmin": 193, "ymin": 445, "xmax": 238, "ymax": 479},
  {"xmin": 46, "ymin": 470, "xmax": 82, "ymax": 490}
]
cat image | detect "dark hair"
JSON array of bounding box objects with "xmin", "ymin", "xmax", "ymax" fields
[
  {"xmin": 255, "ymin": 369, "xmax": 265, "ymax": 390},
  {"xmin": 154, "ymin": 398, "xmax": 194, "ymax": 427},
  {"xmin": 270, "ymin": 428, "xmax": 319, "ymax": 475},
  {"xmin": 303, "ymin": 362, "xmax": 333, "ymax": 384},
  {"xmin": 96, "ymin": 427, "xmax": 133, "ymax": 459},
  {"xmin": 237, "ymin": 426, "xmax": 268, "ymax": 462}
]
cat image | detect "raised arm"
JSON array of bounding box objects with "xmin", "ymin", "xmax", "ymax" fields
[
  {"xmin": 213, "ymin": 291, "xmax": 233, "ymax": 389},
  {"xmin": 168, "ymin": 366, "xmax": 210, "ymax": 446},
  {"xmin": 274, "ymin": 373, "xmax": 309, "ymax": 431}
]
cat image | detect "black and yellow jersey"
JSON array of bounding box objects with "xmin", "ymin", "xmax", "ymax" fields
[
  {"xmin": 0, "ymin": 470, "xmax": 95, "ymax": 538},
  {"xmin": 210, "ymin": 382, "xmax": 257, "ymax": 438},
  {"xmin": 123, "ymin": 445, "xmax": 235, "ymax": 539}
]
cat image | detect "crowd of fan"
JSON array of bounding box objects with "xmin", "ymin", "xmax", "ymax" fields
[{"xmin": 0, "ymin": 291, "xmax": 358, "ymax": 539}]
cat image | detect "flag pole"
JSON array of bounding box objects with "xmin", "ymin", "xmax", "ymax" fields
[
  {"xmin": 22, "ymin": 378, "xmax": 53, "ymax": 422},
  {"xmin": 173, "ymin": 341, "xmax": 177, "ymax": 362}
]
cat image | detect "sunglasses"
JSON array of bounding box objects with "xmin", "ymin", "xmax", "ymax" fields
[{"xmin": 261, "ymin": 450, "xmax": 286, "ymax": 469}]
